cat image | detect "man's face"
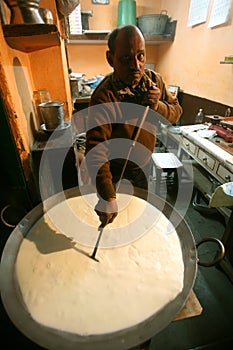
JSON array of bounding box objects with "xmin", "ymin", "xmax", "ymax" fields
[{"xmin": 107, "ymin": 30, "xmax": 146, "ymax": 88}]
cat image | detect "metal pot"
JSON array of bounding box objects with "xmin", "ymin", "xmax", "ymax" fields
[
  {"xmin": 70, "ymin": 77, "xmax": 80, "ymax": 100},
  {"xmin": 0, "ymin": 186, "xmax": 224, "ymax": 350},
  {"xmin": 39, "ymin": 101, "xmax": 67, "ymax": 131},
  {"xmin": 137, "ymin": 10, "xmax": 169, "ymax": 35},
  {"xmin": 4, "ymin": 0, "xmax": 44, "ymax": 24},
  {"xmin": 38, "ymin": 7, "xmax": 53, "ymax": 24}
]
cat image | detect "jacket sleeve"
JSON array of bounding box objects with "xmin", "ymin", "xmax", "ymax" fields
[
  {"xmin": 85, "ymin": 103, "xmax": 116, "ymax": 200},
  {"xmin": 147, "ymin": 70, "xmax": 182, "ymax": 124}
]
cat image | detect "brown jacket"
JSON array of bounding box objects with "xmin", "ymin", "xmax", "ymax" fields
[{"xmin": 85, "ymin": 69, "xmax": 182, "ymax": 199}]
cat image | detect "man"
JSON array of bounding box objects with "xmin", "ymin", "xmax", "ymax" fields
[{"xmin": 85, "ymin": 25, "xmax": 182, "ymax": 228}]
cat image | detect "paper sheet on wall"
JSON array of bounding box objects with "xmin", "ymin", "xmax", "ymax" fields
[
  {"xmin": 69, "ymin": 4, "xmax": 82, "ymax": 34},
  {"xmin": 208, "ymin": 0, "xmax": 232, "ymax": 28},
  {"xmin": 187, "ymin": 0, "xmax": 211, "ymax": 27}
]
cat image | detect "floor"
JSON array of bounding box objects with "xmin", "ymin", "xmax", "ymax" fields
[
  {"xmin": 0, "ymin": 184, "xmax": 233, "ymax": 350},
  {"xmin": 149, "ymin": 200, "xmax": 233, "ymax": 350}
]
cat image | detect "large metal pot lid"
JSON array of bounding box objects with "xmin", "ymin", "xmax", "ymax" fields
[{"xmin": 0, "ymin": 186, "xmax": 197, "ymax": 350}]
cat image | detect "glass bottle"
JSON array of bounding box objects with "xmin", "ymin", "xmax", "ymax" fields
[{"xmin": 195, "ymin": 108, "xmax": 204, "ymax": 124}]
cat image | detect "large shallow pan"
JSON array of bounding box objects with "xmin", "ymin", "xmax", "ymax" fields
[{"xmin": 0, "ymin": 186, "xmax": 224, "ymax": 350}]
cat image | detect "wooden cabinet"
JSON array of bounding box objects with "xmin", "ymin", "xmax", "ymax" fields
[
  {"xmin": 197, "ymin": 148, "xmax": 216, "ymax": 170},
  {"xmin": 178, "ymin": 129, "xmax": 233, "ymax": 189},
  {"xmin": 181, "ymin": 137, "xmax": 197, "ymax": 155},
  {"xmin": 217, "ymin": 165, "xmax": 233, "ymax": 183}
]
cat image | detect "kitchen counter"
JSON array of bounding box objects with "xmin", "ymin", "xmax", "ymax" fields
[
  {"xmin": 74, "ymin": 96, "xmax": 91, "ymax": 113},
  {"xmin": 161, "ymin": 123, "xmax": 233, "ymax": 283},
  {"xmin": 180, "ymin": 125, "xmax": 233, "ymax": 176},
  {"xmin": 161, "ymin": 124, "xmax": 233, "ymax": 186},
  {"xmin": 31, "ymin": 124, "xmax": 78, "ymax": 201}
]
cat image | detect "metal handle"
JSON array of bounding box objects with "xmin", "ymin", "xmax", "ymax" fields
[
  {"xmin": 160, "ymin": 10, "xmax": 168, "ymax": 16},
  {"xmin": 0, "ymin": 205, "xmax": 15, "ymax": 228},
  {"xmin": 202, "ymin": 156, "xmax": 207, "ymax": 163},
  {"xmin": 196, "ymin": 237, "xmax": 225, "ymax": 267},
  {"xmin": 90, "ymin": 226, "xmax": 104, "ymax": 262}
]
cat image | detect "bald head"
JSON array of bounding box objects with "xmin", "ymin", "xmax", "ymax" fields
[
  {"xmin": 108, "ymin": 25, "xmax": 145, "ymax": 54},
  {"xmin": 106, "ymin": 25, "xmax": 146, "ymax": 88}
]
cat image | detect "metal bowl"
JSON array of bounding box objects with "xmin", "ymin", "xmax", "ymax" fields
[{"xmin": 0, "ymin": 186, "xmax": 198, "ymax": 350}]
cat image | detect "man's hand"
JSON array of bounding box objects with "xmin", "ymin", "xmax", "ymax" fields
[
  {"xmin": 142, "ymin": 80, "xmax": 161, "ymax": 110},
  {"xmin": 95, "ymin": 197, "xmax": 118, "ymax": 228}
]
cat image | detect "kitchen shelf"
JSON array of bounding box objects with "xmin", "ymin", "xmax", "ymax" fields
[
  {"xmin": 2, "ymin": 24, "xmax": 60, "ymax": 52},
  {"xmin": 67, "ymin": 33, "xmax": 175, "ymax": 45},
  {"xmin": 67, "ymin": 32, "xmax": 109, "ymax": 44},
  {"xmin": 67, "ymin": 20, "xmax": 177, "ymax": 45}
]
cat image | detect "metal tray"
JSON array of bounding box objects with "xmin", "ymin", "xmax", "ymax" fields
[{"xmin": 220, "ymin": 117, "xmax": 233, "ymax": 130}]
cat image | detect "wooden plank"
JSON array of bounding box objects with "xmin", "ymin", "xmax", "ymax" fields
[
  {"xmin": 174, "ymin": 289, "xmax": 203, "ymax": 321},
  {"xmin": 2, "ymin": 24, "xmax": 60, "ymax": 52},
  {"xmin": 3, "ymin": 24, "xmax": 58, "ymax": 37}
]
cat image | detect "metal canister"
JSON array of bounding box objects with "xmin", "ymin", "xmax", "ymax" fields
[
  {"xmin": 117, "ymin": 0, "xmax": 136, "ymax": 26},
  {"xmin": 38, "ymin": 8, "xmax": 53, "ymax": 24},
  {"xmin": 4, "ymin": 0, "xmax": 44, "ymax": 24},
  {"xmin": 70, "ymin": 77, "xmax": 80, "ymax": 100},
  {"xmin": 39, "ymin": 101, "xmax": 66, "ymax": 130}
]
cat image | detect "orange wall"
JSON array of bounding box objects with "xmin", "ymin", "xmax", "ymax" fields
[
  {"xmin": 80, "ymin": 0, "xmax": 161, "ymax": 29},
  {"xmin": 0, "ymin": 0, "xmax": 71, "ymax": 153},
  {"xmin": 158, "ymin": 0, "xmax": 233, "ymax": 106},
  {"xmin": 0, "ymin": 29, "xmax": 34, "ymax": 151},
  {"xmin": 66, "ymin": 0, "xmax": 161, "ymax": 77},
  {"xmin": 67, "ymin": 0, "xmax": 233, "ymax": 107}
]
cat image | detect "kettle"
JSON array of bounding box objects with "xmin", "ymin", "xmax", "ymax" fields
[{"xmin": 39, "ymin": 101, "xmax": 67, "ymax": 130}]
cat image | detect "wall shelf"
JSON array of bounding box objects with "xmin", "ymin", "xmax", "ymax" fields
[
  {"xmin": 67, "ymin": 33, "xmax": 175, "ymax": 45},
  {"xmin": 2, "ymin": 24, "xmax": 60, "ymax": 52},
  {"xmin": 220, "ymin": 61, "xmax": 233, "ymax": 64},
  {"xmin": 67, "ymin": 20, "xmax": 177, "ymax": 45}
]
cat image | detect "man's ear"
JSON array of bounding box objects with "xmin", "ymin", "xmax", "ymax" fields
[{"xmin": 106, "ymin": 51, "xmax": 114, "ymax": 67}]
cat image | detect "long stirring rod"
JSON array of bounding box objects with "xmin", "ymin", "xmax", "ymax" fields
[
  {"xmin": 116, "ymin": 105, "xmax": 150, "ymax": 192},
  {"xmin": 90, "ymin": 105, "xmax": 150, "ymax": 261},
  {"xmin": 90, "ymin": 226, "xmax": 104, "ymax": 262}
]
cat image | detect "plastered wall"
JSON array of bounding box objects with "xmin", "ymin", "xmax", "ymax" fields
[
  {"xmin": 158, "ymin": 0, "xmax": 233, "ymax": 106},
  {"xmin": 66, "ymin": 0, "xmax": 162, "ymax": 77},
  {"xmin": 67, "ymin": 0, "xmax": 233, "ymax": 107},
  {"xmin": 0, "ymin": 0, "xmax": 72, "ymax": 180}
]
